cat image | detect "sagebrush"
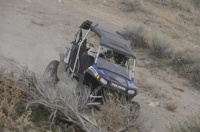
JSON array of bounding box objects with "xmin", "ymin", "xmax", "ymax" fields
[
  {"xmin": 164, "ymin": 100, "xmax": 178, "ymax": 112},
  {"xmin": 170, "ymin": 113, "xmax": 200, "ymax": 132},
  {"xmin": 121, "ymin": 0, "xmax": 142, "ymax": 12},
  {"xmin": 0, "ymin": 74, "xmax": 32, "ymax": 131},
  {"xmin": 122, "ymin": 26, "xmax": 200, "ymax": 88},
  {"xmin": 121, "ymin": 26, "xmax": 149, "ymax": 48},
  {"xmin": 95, "ymin": 95, "xmax": 140, "ymax": 132}
]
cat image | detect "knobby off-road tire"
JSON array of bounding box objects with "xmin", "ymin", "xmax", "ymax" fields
[
  {"xmin": 44, "ymin": 60, "xmax": 69, "ymax": 84},
  {"xmin": 43, "ymin": 60, "xmax": 59, "ymax": 84},
  {"xmin": 130, "ymin": 101, "xmax": 140, "ymax": 120}
]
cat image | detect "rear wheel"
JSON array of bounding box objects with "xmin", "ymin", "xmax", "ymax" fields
[
  {"xmin": 43, "ymin": 60, "xmax": 59, "ymax": 84},
  {"xmin": 44, "ymin": 60, "xmax": 69, "ymax": 84}
]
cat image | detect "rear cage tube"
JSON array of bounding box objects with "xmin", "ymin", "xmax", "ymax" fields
[
  {"xmin": 72, "ymin": 29, "xmax": 91, "ymax": 73},
  {"xmin": 133, "ymin": 59, "xmax": 136, "ymax": 78}
]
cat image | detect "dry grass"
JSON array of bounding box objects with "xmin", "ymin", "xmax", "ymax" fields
[
  {"xmin": 154, "ymin": 90, "xmax": 167, "ymax": 99},
  {"xmin": 0, "ymin": 74, "xmax": 32, "ymax": 131},
  {"xmin": 0, "ymin": 58, "xmax": 141, "ymax": 132},
  {"xmin": 195, "ymin": 16, "xmax": 200, "ymax": 26},
  {"xmin": 121, "ymin": 0, "xmax": 200, "ymax": 35},
  {"xmin": 164, "ymin": 100, "xmax": 178, "ymax": 112},
  {"xmin": 139, "ymin": 78, "xmax": 167, "ymax": 99},
  {"xmin": 191, "ymin": 0, "xmax": 200, "ymax": 9},
  {"xmin": 121, "ymin": 26, "xmax": 149, "ymax": 49},
  {"xmin": 95, "ymin": 96, "xmax": 140, "ymax": 132},
  {"xmin": 150, "ymin": 33, "xmax": 174, "ymax": 58},
  {"xmin": 121, "ymin": 0, "xmax": 194, "ymax": 12},
  {"xmin": 121, "ymin": 0, "xmax": 142, "ymax": 12},
  {"xmin": 21, "ymin": 64, "xmax": 140, "ymax": 131},
  {"xmin": 122, "ymin": 24, "xmax": 200, "ymax": 88},
  {"xmin": 152, "ymin": 8, "xmax": 178, "ymax": 23},
  {"xmin": 120, "ymin": 0, "xmax": 200, "ymax": 38},
  {"xmin": 170, "ymin": 112, "xmax": 200, "ymax": 132},
  {"xmin": 172, "ymin": 48, "xmax": 200, "ymax": 87},
  {"xmin": 170, "ymin": 0, "xmax": 193, "ymax": 11},
  {"xmin": 148, "ymin": 0, "xmax": 193, "ymax": 11},
  {"xmin": 121, "ymin": 26, "xmax": 174, "ymax": 58},
  {"xmin": 0, "ymin": 70, "xmax": 81, "ymax": 132}
]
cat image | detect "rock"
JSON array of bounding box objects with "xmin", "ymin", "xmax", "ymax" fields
[
  {"xmin": 172, "ymin": 86, "xmax": 184, "ymax": 92},
  {"xmin": 149, "ymin": 102, "xmax": 160, "ymax": 107}
]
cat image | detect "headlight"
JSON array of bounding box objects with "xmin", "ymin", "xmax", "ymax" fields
[
  {"xmin": 96, "ymin": 75, "xmax": 101, "ymax": 80},
  {"xmin": 128, "ymin": 90, "xmax": 135, "ymax": 95},
  {"xmin": 100, "ymin": 78, "xmax": 107, "ymax": 85}
]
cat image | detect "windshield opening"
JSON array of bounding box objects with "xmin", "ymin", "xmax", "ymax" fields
[{"xmin": 96, "ymin": 46, "xmax": 134, "ymax": 80}]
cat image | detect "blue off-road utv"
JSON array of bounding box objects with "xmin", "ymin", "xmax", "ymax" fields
[{"xmin": 44, "ymin": 20, "xmax": 138, "ymax": 106}]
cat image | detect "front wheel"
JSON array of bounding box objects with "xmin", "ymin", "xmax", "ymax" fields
[{"xmin": 129, "ymin": 101, "xmax": 140, "ymax": 120}]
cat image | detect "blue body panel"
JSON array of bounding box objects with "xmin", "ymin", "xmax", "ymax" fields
[{"xmin": 89, "ymin": 64, "xmax": 137, "ymax": 94}]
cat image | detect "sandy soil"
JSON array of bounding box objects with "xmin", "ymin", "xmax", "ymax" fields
[{"xmin": 0, "ymin": 0, "xmax": 200, "ymax": 132}]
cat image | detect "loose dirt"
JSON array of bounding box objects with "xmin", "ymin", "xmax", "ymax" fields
[{"xmin": 0, "ymin": 0, "xmax": 200, "ymax": 131}]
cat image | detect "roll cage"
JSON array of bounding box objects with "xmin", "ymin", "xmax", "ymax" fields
[{"xmin": 68, "ymin": 20, "xmax": 136, "ymax": 79}]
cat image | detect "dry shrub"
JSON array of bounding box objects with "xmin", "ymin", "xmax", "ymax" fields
[
  {"xmin": 190, "ymin": 63, "xmax": 200, "ymax": 86},
  {"xmin": 147, "ymin": 0, "xmax": 193, "ymax": 11},
  {"xmin": 169, "ymin": 0, "xmax": 192, "ymax": 11},
  {"xmin": 179, "ymin": 0, "xmax": 193, "ymax": 12},
  {"xmin": 148, "ymin": 33, "xmax": 200, "ymax": 87},
  {"xmin": 20, "ymin": 68, "xmax": 101, "ymax": 131},
  {"xmin": 0, "ymin": 75, "xmax": 32, "ymax": 131},
  {"xmin": 122, "ymin": 25, "xmax": 200, "ymax": 87},
  {"xmin": 170, "ymin": 112, "xmax": 200, "ymax": 132},
  {"xmin": 121, "ymin": 0, "xmax": 142, "ymax": 12},
  {"xmin": 95, "ymin": 96, "xmax": 140, "ymax": 132},
  {"xmin": 121, "ymin": 26, "xmax": 149, "ymax": 49},
  {"xmin": 154, "ymin": 90, "xmax": 167, "ymax": 99},
  {"xmin": 172, "ymin": 49, "xmax": 200, "ymax": 87},
  {"xmin": 149, "ymin": 35, "xmax": 200, "ymax": 88},
  {"xmin": 172, "ymin": 49, "xmax": 199, "ymax": 69},
  {"xmin": 164, "ymin": 100, "xmax": 178, "ymax": 112},
  {"xmin": 170, "ymin": 0, "xmax": 182, "ymax": 9},
  {"xmin": 191, "ymin": 0, "xmax": 200, "ymax": 9},
  {"xmin": 195, "ymin": 16, "xmax": 200, "ymax": 26},
  {"xmin": 150, "ymin": 33, "xmax": 174, "ymax": 58},
  {"xmin": 0, "ymin": 55, "xmax": 139, "ymax": 131},
  {"xmin": 152, "ymin": 7, "xmax": 178, "ymax": 24}
]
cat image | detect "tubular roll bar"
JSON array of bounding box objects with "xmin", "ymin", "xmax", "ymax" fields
[{"xmin": 72, "ymin": 29, "xmax": 91, "ymax": 73}]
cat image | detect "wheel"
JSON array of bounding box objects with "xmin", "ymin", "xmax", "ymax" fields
[
  {"xmin": 129, "ymin": 101, "xmax": 140, "ymax": 120},
  {"xmin": 44, "ymin": 60, "xmax": 69, "ymax": 83},
  {"xmin": 43, "ymin": 60, "xmax": 59, "ymax": 83}
]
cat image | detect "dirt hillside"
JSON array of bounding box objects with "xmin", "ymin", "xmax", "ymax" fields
[{"xmin": 0, "ymin": 0, "xmax": 200, "ymax": 132}]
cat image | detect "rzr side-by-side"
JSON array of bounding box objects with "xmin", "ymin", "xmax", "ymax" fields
[{"xmin": 44, "ymin": 20, "xmax": 138, "ymax": 106}]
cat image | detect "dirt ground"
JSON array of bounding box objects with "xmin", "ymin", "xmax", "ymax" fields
[{"xmin": 0, "ymin": 0, "xmax": 200, "ymax": 132}]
